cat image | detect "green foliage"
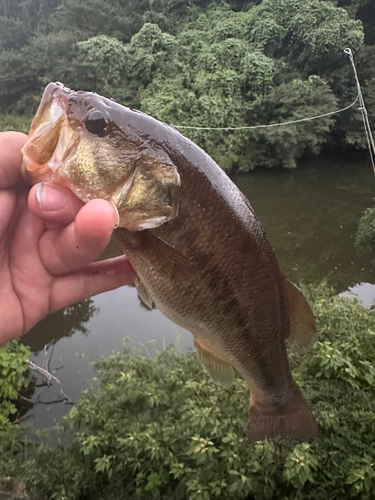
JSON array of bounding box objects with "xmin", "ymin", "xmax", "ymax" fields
[
  {"xmin": 248, "ymin": 0, "xmax": 363, "ymax": 71},
  {"xmin": 126, "ymin": 23, "xmax": 180, "ymax": 89},
  {"xmin": 48, "ymin": 0, "xmax": 147, "ymax": 43},
  {"xmin": 282, "ymin": 443, "xmax": 318, "ymax": 488},
  {"xmin": 301, "ymin": 282, "xmax": 375, "ymax": 390},
  {"xmin": 240, "ymin": 76, "xmax": 338, "ymax": 170},
  {"xmin": 65, "ymin": 35, "xmax": 129, "ymax": 101},
  {"xmin": 0, "ymin": 29, "xmax": 81, "ymax": 114},
  {"xmin": 346, "ymin": 454, "xmax": 375, "ymax": 497},
  {"xmin": 0, "ymin": 0, "xmax": 372, "ymax": 169},
  {"xmin": 4, "ymin": 284, "xmax": 375, "ymax": 499},
  {"xmin": 0, "ymin": 341, "xmax": 30, "ymax": 429},
  {"xmin": 355, "ymin": 199, "xmax": 375, "ymax": 254},
  {"xmin": 139, "ymin": 8, "xmax": 348, "ymax": 171}
]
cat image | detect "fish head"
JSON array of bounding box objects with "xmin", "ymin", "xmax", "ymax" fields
[{"xmin": 22, "ymin": 82, "xmax": 180, "ymax": 230}]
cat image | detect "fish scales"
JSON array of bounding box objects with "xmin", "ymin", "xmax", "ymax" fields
[
  {"xmin": 22, "ymin": 82, "xmax": 318, "ymax": 441},
  {"xmin": 117, "ymin": 148, "xmax": 287, "ymax": 374},
  {"xmin": 117, "ymin": 124, "xmax": 293, "ymax": 396}
]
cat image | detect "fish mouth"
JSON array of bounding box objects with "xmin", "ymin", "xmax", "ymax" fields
[{"xmin": 22, "ymin": 82, "xmax": 74, "ymax": 184}]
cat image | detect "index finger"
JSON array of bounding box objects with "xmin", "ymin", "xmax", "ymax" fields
[{"xmin": 0, "ymin": 131, "xmax": 28, "ymax": 189}]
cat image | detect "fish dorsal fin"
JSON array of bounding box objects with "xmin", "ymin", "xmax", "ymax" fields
[
  {"xmin": 134, "ymin": 273, "xmax": 154, "ymax": 309},
  {"xmin": 285, "ymin": 280, "xmax": 317, "ymax": 350},
  {"xmin": 116, "ymin": 153, "xmax": 180, "ymax": 231},
  {"xmin": 194, "ymin": 338, "xmax": 234, "ymax": 388}
]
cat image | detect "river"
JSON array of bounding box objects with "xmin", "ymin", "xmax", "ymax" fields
[{"xmin": 22, "ymin": 151, "xmax": 375, "ymax": 429}]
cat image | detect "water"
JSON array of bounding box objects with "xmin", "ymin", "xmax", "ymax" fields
[
  {"xmin": 232, "ymin": 153, "xmax": 375, "ymax": 288},
  {"xmin": 22, "ymin": 152, "xmax": 375, "ymax": 429}
]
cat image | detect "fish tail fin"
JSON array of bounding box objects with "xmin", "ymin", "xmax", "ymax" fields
[
  {"xmin": 285, "ymin": 280, "xmax": 317, "ymax": 350},
  {"xmin": 247, "ymin": 385, "xmax": 318, "ymax": 441}
]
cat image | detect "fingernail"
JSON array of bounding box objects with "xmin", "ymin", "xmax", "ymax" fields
[
  {"xmin": 36, "ymin": 183, "xmax": 67, "ymax": 211},
  {"xmin": 110, "ymin": 202, "xmax": 120, "ymax": 228}
]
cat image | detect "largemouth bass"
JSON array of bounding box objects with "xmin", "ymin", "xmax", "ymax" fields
[{"xmin": 22, "ymin": 82, "xmax": 318, "ymax": 441}]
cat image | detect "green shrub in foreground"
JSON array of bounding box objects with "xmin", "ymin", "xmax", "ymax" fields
[
  {"xmin": 0, "ymin": 340, "xmax": 30, "ymax": 429},
  {"xmin": 8, "ymin": 284, "xmax": 375, "ymax": 499},
  {"xmin": 0, "ymin": 341, "xmax": 31, "ymax": 495}
]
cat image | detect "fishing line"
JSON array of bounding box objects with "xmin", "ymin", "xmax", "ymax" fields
[
  {"xmin": 171, "ymin": 48, "xmax": 375, "ymax": 149},
  {"xmin": 172, "ymin": 95, "xmax": 359, "ymax": 131},
  {"xmin": 344, "ymin": 47, "xmax": 375, "ymax": 175}
]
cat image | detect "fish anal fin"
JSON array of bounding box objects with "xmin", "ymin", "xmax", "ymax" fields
[
  {"xmin": 248, "ymin": 385, "xmax": 318, "ymax": 441},
  {"xmin": 285, "ymin": 280, "xmax": 317, "ymax": 350},
  {"xmin": 194, "ymin": 337, "xmax": 234, "ymax": 388},
  {"xmin": 134, "ymin": 273, "xmax": 155, "ymax": 309}
]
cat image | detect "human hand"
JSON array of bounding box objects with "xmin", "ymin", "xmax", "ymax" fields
[{"xmin": 0, "ymin": 131, "xmax": 134, "ymax": 346}]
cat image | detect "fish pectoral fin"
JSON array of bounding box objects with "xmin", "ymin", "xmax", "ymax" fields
[
  {"xmin": 134, "ymin": 273, "xmax": 155, "ymax": 309},
  {"xmin": 140, "ymin": 231, "xmax": 193, "ymax": 278},
  {"xmin": 194, "ymin": 337, "xmax": 234, "ymax": 388},
  {"xmin": 116, "ymin": 153, "xmax": 180, "ymax": 231},
  {"xmin": 285, "ymin": 280, "xmax": 317, "ymax": 350}
]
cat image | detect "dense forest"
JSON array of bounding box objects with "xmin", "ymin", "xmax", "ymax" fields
[{"xmin": 0, "ymin": 0, "xmax": 374, "ymax": 170}]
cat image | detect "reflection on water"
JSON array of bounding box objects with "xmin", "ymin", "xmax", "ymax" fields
[
  {"xmin": 26, "ymin": 287, "xmax": 190, "ymax": 428},
  {"xmin": 342, "ymin": 282, "xmax": 375, "ymax": 308},
  {"xmin": 23, "ymin": 152, "xmax": 375, "ymax": 428},
  {"xmin": 23, "ymin": 299, "xmax": 98, "ymax": 352}
]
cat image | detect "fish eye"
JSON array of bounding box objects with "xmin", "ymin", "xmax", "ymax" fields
[{"xmin": 85, "ymin": 110, "xmax": 109, "ymax": 135}]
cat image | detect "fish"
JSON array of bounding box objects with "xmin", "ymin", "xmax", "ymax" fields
[{"xmin": 22, "ymin": 82, "xmax": 318, "ymax": 441}]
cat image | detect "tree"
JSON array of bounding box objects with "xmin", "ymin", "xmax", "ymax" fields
[
  {"xmin": 0, "ymin": 30, "xmax": 80, "ymax": 114},
  {"xmin": 139, "ymin": 5, "xmax": 355, "ymax": 170},
  {"xmin": 65, "ymin": 35, "xmax": 129, "ymax": 100},
  {"xmin": 49, "ymin": 0, "xmax": 150, "ymax": 42},
  {"xmin": 242, "ymin": 76, "xmax": 339, "ymax": 170},
  {"xmin": 246, "ymin": 0, "xmax": 364, "ymax": 73},
  {"xmin": 0, "ymin": 0, "xmax": 370, "ymax": 169}
]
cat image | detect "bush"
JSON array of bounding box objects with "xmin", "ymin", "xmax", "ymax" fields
[
  {"xmin": 355, "ymin": 199, "xmax": 375, "ymax": 255},
  {"xmin": 5, "ymin": 283, "xmax": 373, "ymax": 500},
  {"xmin": 0, "ymin": 340, "xmax": 30, "ymax": 429},
  {"xmin": 0, "ymin": 341, "xmax": 31, "ymax": 495}
]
